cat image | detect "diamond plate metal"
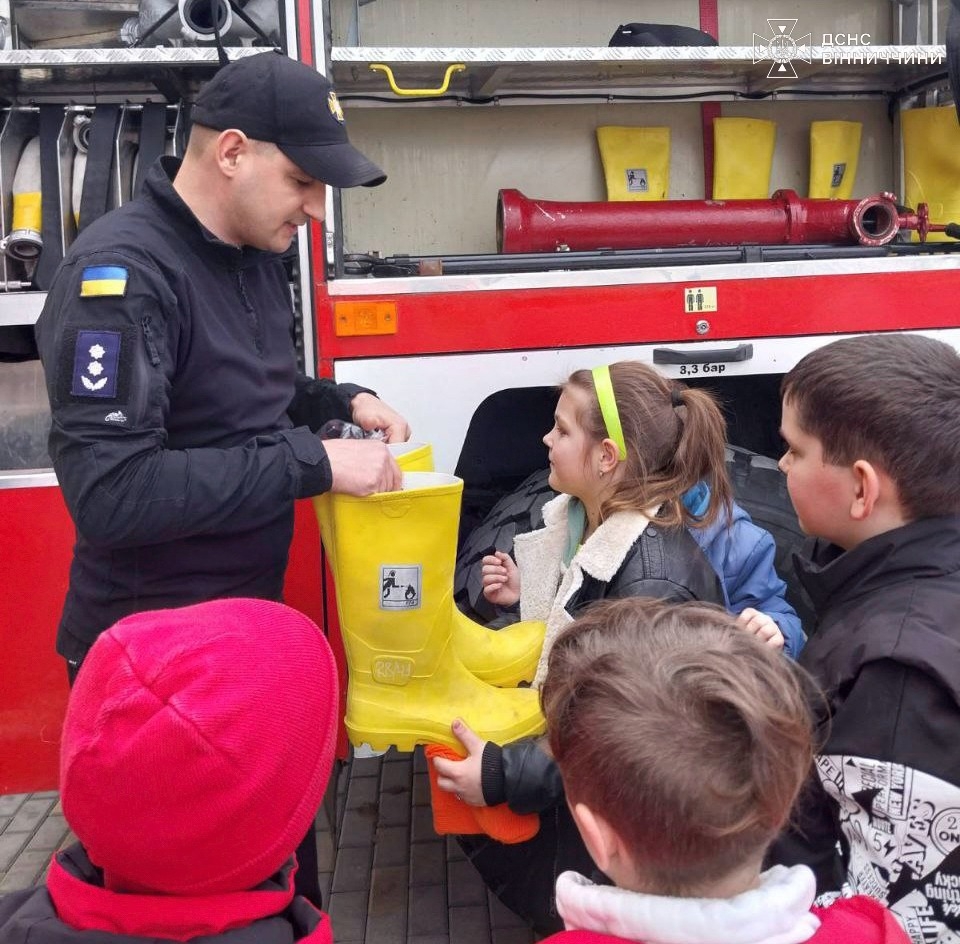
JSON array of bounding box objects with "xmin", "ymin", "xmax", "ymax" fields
[{"xmin": 0, "ymin": 45, "xmax": 264, "ymax": 65}]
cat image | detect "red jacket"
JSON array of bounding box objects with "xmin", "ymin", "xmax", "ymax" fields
[{"xmin": 540, "ymin": 894, "xmax": 911, "ymax": 944}]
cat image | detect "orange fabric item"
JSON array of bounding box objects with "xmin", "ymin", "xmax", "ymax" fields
[
  {"xmin": 474, "ymin": 803, "xmax": 540, "ymax": 843},
  {"xmin": 424, "ymin": 744, "xmax": 540, "ymax": 843}
]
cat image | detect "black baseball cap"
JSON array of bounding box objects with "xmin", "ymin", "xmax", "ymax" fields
[{"xmin": 192, "ymin": 51, "xmax": 386, "ymax": 188}]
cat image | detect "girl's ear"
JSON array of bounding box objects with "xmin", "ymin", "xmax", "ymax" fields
[{"xmin": 598, "ymin": 438, "xmax": 621, "ymax": 474}]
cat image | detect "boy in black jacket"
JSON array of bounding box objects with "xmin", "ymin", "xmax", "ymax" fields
[{"xmin": 771, "ymin": 333, "xmax": 960, "ymax": 944}]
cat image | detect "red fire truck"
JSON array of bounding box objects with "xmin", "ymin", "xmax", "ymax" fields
[{"xmin": 2, "ymin": 0, "xmax": 957, "ymax": 790}]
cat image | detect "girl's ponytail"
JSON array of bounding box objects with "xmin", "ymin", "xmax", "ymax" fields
[
  {"xmin": 669, "ymin": 385, "xmax": 733, "ymax": 528},
  {"xmin": 569, "ymin": 362, "xmax": 732, "ymax": 527}
]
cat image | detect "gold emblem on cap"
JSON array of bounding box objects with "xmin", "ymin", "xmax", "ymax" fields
[{"xmin": 327, "ymin": 90, "xmax": 345, "ymax": 123}]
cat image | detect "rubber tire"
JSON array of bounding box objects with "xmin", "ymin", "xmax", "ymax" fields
[
  {"xmin": 454, "ymin": 468, "xmax": 553, "ymax": 625},
  {"xmin": 453, "ymin": 446, "xmax": 815, "ymax": 631}
]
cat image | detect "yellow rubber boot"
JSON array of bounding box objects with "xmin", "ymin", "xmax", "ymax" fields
[
  {"xmin": 712, "ymin": 117, "xmax": 777, "ymax": 199},
  {"xmin": 388, "ymin": 444, "xmax": 546, "ymax": 685},
  {"xmin": 451, "ymin": 609, "xmax": 544, "ymax": 687},
  {"xmin": 314, "ymin": 441, "xmax": 434, "ymax": 563},
  {"xmin": 596, "ymin": 126, "xmax": 670, "ymax": 200},
  {"xmin": 327, "ymin": 472, "xmax": 544, "ymax": 752},
  {"xmin": 902, "ymin": 105, "xmax": 960, "ymax": 243},
  {"xmin": 314, "ymin": 440, "xmax": 546, "ymax": 687},
  {"xmin": 390, "ymin": 440, "xmax": 545, "ymax": 687},
  {"xmin": 389, "ymin": 440, "xmax": 434, "ymax": 471},
  {"xmin": 809, "ymin": 120, "xmax": 862, "ymax": 199}
]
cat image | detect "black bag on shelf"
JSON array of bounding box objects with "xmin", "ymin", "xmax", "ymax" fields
[{"xmin": 609, "ymin": 23, "xmax": 718, "ymax": 46}]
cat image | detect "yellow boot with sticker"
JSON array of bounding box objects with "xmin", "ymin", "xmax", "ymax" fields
[
  {"xmin": 315, "ymin": 441, "xmax": 546, "ymax": 688},
  {"xmin": 314, "ymin": 441, "xmax": 435, "ymax": 585},
  {"xmin": 325, "ymin": 471, "xmax": 544, "ymax": 752},
  {"xmin": 902, "ymin": 105, "xmax": 960, "ymax": 243},
  {"xmin": 596, "ymin": 126, "xmax": 670, "ymax": 201},
  {"xmin": 388, "ymin": 444, "xmax": 546, "ymax": 687},
  {"xmin": 712, "ymin": 117, "xmax": 777, "ymax": 199},
  {"xmin": 808, "ymin": 120, "xmax": 862, "ymax": 199}
]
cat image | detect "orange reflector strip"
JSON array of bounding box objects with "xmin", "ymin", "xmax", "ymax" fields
[{"xmin": 334, "ymin": 300, "xmax": 398, "ymax": 336}]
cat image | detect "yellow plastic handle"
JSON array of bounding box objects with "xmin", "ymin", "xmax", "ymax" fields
[{"xmin": 369, "ymin": 62, "xmax": 465, "ymax": 97}]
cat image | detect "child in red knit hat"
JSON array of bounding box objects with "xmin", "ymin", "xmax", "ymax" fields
[
  {"xmin": 0, "ymin": 598, "xmax": 339, "ymax": 943},
  {"xmin": 537, "ymin": 597, "xmax": 910, "ymax": 944}
]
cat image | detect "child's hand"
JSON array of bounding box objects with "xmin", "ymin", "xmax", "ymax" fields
[
  {"xmin": 481, "ymin": 551, "xmax": 521, "ymax": 607},
  {"xmin": 737, "ymin": 608, "xmax": 785, "ymax": 650},
  {"xmin": 432, "ymin": 718, "xmax": 488, "ymax": 806}
]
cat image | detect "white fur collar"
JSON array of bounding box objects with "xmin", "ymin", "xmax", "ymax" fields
[
  {"xmin": 516, "ymin": 494, "xmax": 659, "ymax": 688},
  {"xmin": 554, "ymin": 866, "xmax": 821, "ymax": 944},
  {"xmin": 537, "ymin": 494, "xmax": 656, "ymax": 583}
]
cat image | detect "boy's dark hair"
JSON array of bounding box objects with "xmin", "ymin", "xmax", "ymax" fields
[
  {"xmin": 567, "ymin": 362, "xmax": 733, "ymax": 528},
  {"xmin": 541, "ymin": 598, "xmax": 815, "ymax": 894},
  {"xmin": 781, "ymin": 334, "xmax": 960, "ymax": 519}
]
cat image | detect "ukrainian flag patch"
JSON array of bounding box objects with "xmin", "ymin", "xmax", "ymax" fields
[{"xmin": 80, "ymin": 265, "xmax": 128, "ymax": 298}]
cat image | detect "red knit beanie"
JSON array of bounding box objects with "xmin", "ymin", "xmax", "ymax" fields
[{"xmin": 60, "ymin": 598, "xmax": 339, "ymax": 896}]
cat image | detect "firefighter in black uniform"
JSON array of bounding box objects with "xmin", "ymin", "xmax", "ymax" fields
[{"xmin": 34, "ymin": 51, "xmax": 408, "ymax": 907}]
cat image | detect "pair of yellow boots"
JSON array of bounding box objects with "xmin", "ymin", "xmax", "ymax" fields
[
  {"xmin": 709, "ymin": 109, "xmax": 960, "ymax": 238},
  {"xmin": 711, "ymin": 118, "xmax": 865, "ymax": 200},
  {"xmin": 314, "ymin": 443, "xmax": 545, "ymax": 752}
]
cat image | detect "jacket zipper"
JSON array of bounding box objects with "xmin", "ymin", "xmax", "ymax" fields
[{"xmin": 236, "ymin": 269, "xmax": 263, "ymax": 356}]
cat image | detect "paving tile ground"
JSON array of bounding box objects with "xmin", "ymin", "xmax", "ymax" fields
[{"xmin": 0, "ymin": 748, "xmax": 537, "ymax": 944}]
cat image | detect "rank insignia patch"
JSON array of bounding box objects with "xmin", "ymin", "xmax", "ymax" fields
[
  {"xmin": 71, "ymin": 330, "xmax": 121, "ymax": 398},
  {"xmin": 80, "ymin": 265, "xmax": 128, "ymax": 297}
]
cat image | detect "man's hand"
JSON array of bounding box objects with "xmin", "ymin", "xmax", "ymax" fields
[
  {"xmin": 350, "ymin": 392, "xmax": 411, "ymax": 444},
  {"xmin": 324, "ymin": 439, "xmax": 402, "ymax": 495},
  {"xmin": 737, "ymin": 607, "xmax": 785, "ymax": 650},
  {"xmin": 432, "ymin": 719, "xmax": 488, "ymax": 806}
]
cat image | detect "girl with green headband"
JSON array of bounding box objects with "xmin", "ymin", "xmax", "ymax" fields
[
  {"xmin": 433, "ymin": 361, "xmax": 739, "ymax": 934},
  {"xmin": 480, "ymin": 361, "xmax": 737, "ymax": 686}
]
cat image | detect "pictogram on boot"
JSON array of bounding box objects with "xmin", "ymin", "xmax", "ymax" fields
[{"xmin": 809, "ymin": 120, "xmax": 862, "ymax": 200}]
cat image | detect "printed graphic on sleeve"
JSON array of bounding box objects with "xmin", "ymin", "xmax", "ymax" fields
[
  {"xmin": 818, "ymin": 753, "xmax": 960, "ymax": 943},
  {"xmin": 380, "ymin": 566, "xmax": 421, "ymax": 610},
  {"xmin": 70, "ymin": 330, "xmax": 121, "ymax": 398}
]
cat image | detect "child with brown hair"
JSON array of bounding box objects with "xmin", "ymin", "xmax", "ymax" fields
[
  {"xmin": 538, "ymin": 597, "xmax": 909, "ymax": 944},
  {"xmin": 434, "ymin": 361, "xmax": 733, "ymax": 931},
  {"xmin": 769, "ymin": 333, "xmax": 960, "ymax": 943},
  {"xmin": 484, "ymin": 361, "xmax": 739, "ymax": 685}
]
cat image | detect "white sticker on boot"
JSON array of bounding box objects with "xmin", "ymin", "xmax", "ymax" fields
[{"xmin": 380, "ymin": 565, "xmax": 422, "ymax": 610}]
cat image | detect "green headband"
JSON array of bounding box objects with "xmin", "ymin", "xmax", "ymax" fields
[{"xmin": 591, "ymin": 365, "xmax": 627, "ymax": 460}]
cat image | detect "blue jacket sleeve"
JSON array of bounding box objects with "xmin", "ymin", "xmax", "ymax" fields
[
  {"xmin": 726, "ymin": 522, "xmax": 806, "ymax": 658},
  {"xmin": 691, "ymin": 508, "xmax": 806, "ymax": 658}
]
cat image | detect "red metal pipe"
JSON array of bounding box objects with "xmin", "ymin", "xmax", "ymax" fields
[{"xmin": 497, "ymin": 189, "xmax": 931, "ymax": 253}]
